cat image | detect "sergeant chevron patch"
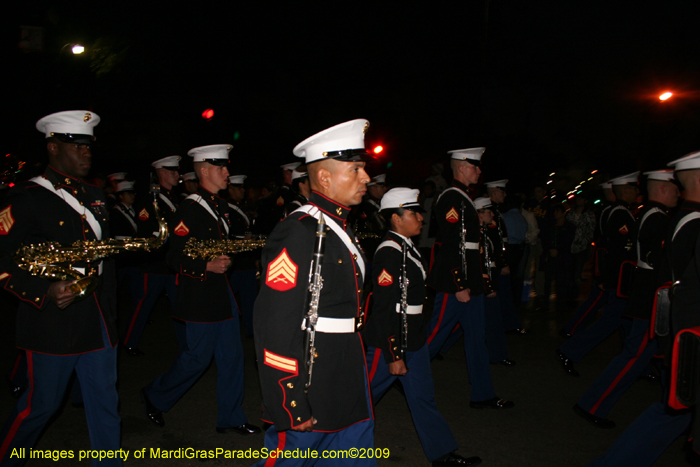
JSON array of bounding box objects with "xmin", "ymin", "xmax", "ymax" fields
[
  {"xmin": 0, "ymin": 206, "xmax": 14, "ymax": 235},
  {"xmin": 264, "ymin": 349, "xmax": 298, "ymax": 373},
  {"xmin": 174, "ymin": 221, "xmax": 190, "ymax": 236},
  {"xmin": 619, "ymin": 224, "xmax": 629, "ymax": 235},
  {"xmin": 138, "ymin": 208, "xmax": 149, "ymax": 221},
  {"xmin": 446, "ymin": 207, "xmax": 459, "ymax": 223},
  {"xmin": 377, "ymin": 269, "xmax": 393, "ymax": 286},
  {"xmin": 266, "ymin": 248, "xmax": 298, "ymax": 291}
]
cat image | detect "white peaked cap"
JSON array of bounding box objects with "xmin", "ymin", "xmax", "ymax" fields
[
  {"xmin": 36, "ymin": 110, "xmax": 100, "ymax": 140},
  {"xmin": 293, "ymin": 119, "xmax": 369, "ymax": 164},
  {"xmin": 609, "ymin": 172, "xmax": 640, "ymax": 186},
  {"xmin": 644, "ymin": 169, "xmax": 676, "ymax": 182},
  {"xmin": 228, "ymin": 175, "xmax": 247, "ymax": 185},
  {"xmin": 151, "ymin": 156, "xmax": 181, "ymax": 169},
  {"xmin": 367, "ymin": 174, "xmax": 386, "ymax": 186},
  {"xmin": 474, "ymin": 197, "xmax": 493, "ymax": 210},
  {"xmin": 448, "ymin": 147, "xmax": 485, "ymax": 165},
  {"xmin": 668, "ymin": 151, "xmax": 700, "ymax": 171},
  {"xmin": 380, "ymin": 187, "xmax": 422, "ymax": 211}
]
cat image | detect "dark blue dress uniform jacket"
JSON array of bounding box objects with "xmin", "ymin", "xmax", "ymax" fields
[
  {"xmin": 364, "ymin": 231, "xmax": 426, "ymax": 363},
  {"xmin": 0, "ymin": 167, "xmax": 117, "ymax": 354},
  {"xmin": 624, "ymin": 201, "xmax": 669, "ymax": 320},
  {"xmin": 602, "ymin": 201, "xmax": 636, "ymax": 290},
  {"xmin": 427, "ymin": 181, "xmax": 485, "ymax": 296},
  {"xmin": 254, "ymin": 191, "xmax": 370, "ymax": 432},
  {"xmin": 134, "ymin": 188, "xmax": 177, "ymax": 275},
  {"xmin": 166, "ymin": 188, "xmax": 235, "ymax": 323}
]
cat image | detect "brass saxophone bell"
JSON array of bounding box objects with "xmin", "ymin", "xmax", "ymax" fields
[{"xmin": 67, "ymin": 276, "xmax": 100, "ymax": 301}]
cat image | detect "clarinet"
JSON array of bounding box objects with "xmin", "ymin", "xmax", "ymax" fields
[
  {"xmin": 399, "ymin": 241, "xmax": 409, "ymax": 358},
  {"xmin": 460, "ymin": 203, "xmax": 468, "ymax": 278},
  {"xmin": 302, "ymin": 213, "xmax": 326, "ymax": 391},
  {"xmin": 481, "ymin": 223, "xmax": 493, "ymax": 282}
]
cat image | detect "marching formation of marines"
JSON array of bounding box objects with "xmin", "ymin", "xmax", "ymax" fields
[{"xmin": 1, "ymin": 109, "xmax": 700, "ymax": 467}]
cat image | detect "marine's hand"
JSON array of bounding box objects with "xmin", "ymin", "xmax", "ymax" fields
[
  {"xmin": 48, "ymin": 281, "xmax": 77, "ymax": 309},
  {"xmin": 292, "ymin": 418, "xmax": 317, "ymax": 432},
  {"xmin": 206, "ymin": 255, "xmax": 231, "ymax": 274}
]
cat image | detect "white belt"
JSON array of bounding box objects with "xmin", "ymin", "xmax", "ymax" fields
[
  {"xmin": 314, "ymin": 316, "xmax": 359, "ymax": 333},
  {"xmin": 637, "ymin": 260, "xmax": 652, "ymax": 270},
  {"xmin": 488, "ymin": 262, "xmax": 496, "ymax": 268},
  {"xmin": 464, "ymin": 242, "xmax": 479, "ymax": 250},
  {"xmin": 395, "ymin": 304, "xmax": 423, "ymax": 315}
]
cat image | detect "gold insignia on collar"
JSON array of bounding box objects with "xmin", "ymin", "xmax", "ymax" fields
[
  {"xmin": 363, "ymin": 121, "xmax": 370, "ymax": 134},
  {"xmin": 84, "ymin": 112, "xmax": 92, "ymax": 122},
  {"xmin": 65, "ymin": 178, "xmax": 71, "ymax": 184},
  {"xmin": 336, "ymin": 207, "xmax": 342, "ymax": 216},
  {"xmin": 59, "ymin": 221, "xmax": 64, "ymax": 226}
]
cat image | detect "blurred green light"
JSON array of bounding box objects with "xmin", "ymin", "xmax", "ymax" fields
[
  {"xmin": 386, "ymin": 162, "xmax": 393, "ymax": 168},
  {"xmin": 233, "ymin": 131, "xmax": 241, "ymax": 141},
  {"xmin": 594, "ymin": 199, "xmax": 601, "ymax": 204}
]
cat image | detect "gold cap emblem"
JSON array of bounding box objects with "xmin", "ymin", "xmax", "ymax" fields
[
  {"xmin": 84, "ymin": 112, "xmax": 92, "ymax": 122},
  {"xmin": 363, "ymin": 121, "xmax": 370, "ymax": 134},
  {"xmin": 322, "ymin": 152, "xmax": 328, "ymax": 157},
  {"xmin": 227, "ymin": 145, "xmax": 233, "ymax": 151}
]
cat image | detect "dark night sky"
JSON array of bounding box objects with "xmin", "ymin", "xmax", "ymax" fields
[{"xmin": 3, "ymin": 1, "xmax": 700, "ymax": 195}]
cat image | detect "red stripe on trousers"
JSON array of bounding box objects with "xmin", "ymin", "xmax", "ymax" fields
[
  {"xmin": 123, "ymin": 274, "xmax": 149, "ymax": 343},
  {"xmin": 426, "ymin": 294, "xmax": 449, "ymax": 345},
  {"xmin": 264, "ymin": 430, "xmax": 287, "ymax": 467},
  {"xmin": 368, "ymin": 348, "xmax": 381, "ymax": 383},
  {"xmin": 0, "ymin": 351, "xmax": 34, "ymax": 460},
  {"xmin": 571, "ymin": 290, "xmax": 603, "ymax": 335},
  {"xmin": 590, "ymin": 331, "xmax": 650, "ymax": 414},
  {"xmin": 9, "ymin": 353, "xmax": 22, "ymax": 380}
]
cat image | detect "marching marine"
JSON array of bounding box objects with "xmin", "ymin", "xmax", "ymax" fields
[
  {"xmin": 122, "ymin": 156, "xmax": 181, "ymax": 356},
  {"xmin": 141, "ymin": 144, "xmax": 259, "ymax": 435},
  {"xmin": 364, "ymin": 187, "xmax": 482, "ymax": 467},
  {"xmin": 254, "ymin": 119, "xmax": 374, "ymax": 466},
  {"xmin": 0, "ymin": 111, "xmax": 121, "ymax": 466},
  {"xmin": 425, "ymin": 148, "xmax": 514, "ymax": 409}
]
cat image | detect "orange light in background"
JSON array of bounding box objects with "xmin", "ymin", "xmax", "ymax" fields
[
  {"xmin": 201, "ymin": 109, "xmax": 214, "ymax": 120},
  {"xmin": 659, "ymin": 92, "xmax": 673, "ymax": 101},
  {"xmin": 373, "ymin": 145, "xmax": 383, "ymax": 155},
  {"xmin": 591, "ymin": 169, "xmax": 598, "ymax": 174}
]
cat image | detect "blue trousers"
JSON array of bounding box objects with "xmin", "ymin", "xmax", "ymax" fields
[
  {"xmin": 123, "ymin": 273, "xmax": 180, "ymax": 350},
  {"xmin": 427, "ymin": 293, "xmax": 495, "ymax": 401},
  {"xmin": 498, "ymin": 273, "xmax": 522, "ymax": 331},
  {"xmin": 145, "ymin": 313, "xmax": 247, "ymax": 428},
  {"xmin": 587, "ymin": 402, "xmax": 691, "ymax": 467},
  {"xmin": 564, "ymin": 287, "xmax": 607, "ymax": 336},
  {"xmin": 437, "ymin": 293, "xmax": 510, "ymax": 363},
  {"xmin": 0, "ymin": 325, "xmax": 120, "ymax": 467},
  {"xmin": 254, "ymin": 372, "xmax": 375, "ymax": 467},
  {"xmin": 559, "ymin": 291, "xmax": 626, "ymax": 363},
  {"xmin": 366, "ymin": 344, "xmax": 458, "ymax": 462},
  {"xmin": 229, "ymin": 269, "xmax": 258, "ymax": 337},
  {"xmin": 578, "ymin": 319, "xmax": 657, "ymax": 418}
]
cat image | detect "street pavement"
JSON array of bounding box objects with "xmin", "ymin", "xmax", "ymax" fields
[{"xmin": 0, "ymin": 280, "xmax": 691, "ymax": 467}]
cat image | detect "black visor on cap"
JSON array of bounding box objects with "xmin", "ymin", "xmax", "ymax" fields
[
  {"xmin": 323, "ymin": 148, "xmax": 370, "ymax": 162},
  {"xmin": 202, "ymin": 159, "xmax": 229, "ymax": 166},
  {"xmin": 464, "ymin": 158, "xmax": 481, "ymax": 167},
  {"xmin": 403, "ymin": 203, "xmax": 426, "ymax": 213},
  {"xmin": 159, "ymin": 166, "xmax": 179, "ymax": 171},
  {"xmin": 50, "ymin": 133, "xmax": 95, "ymax": 145}
]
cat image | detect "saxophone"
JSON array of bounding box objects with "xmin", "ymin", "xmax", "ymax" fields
[
  {"xmin": 14, "ymin": 182, "xmax": 169, "ymax": 301},
  {"xmin": 181, "ymin": 236, "xmax": 267, "ymax": 260}
]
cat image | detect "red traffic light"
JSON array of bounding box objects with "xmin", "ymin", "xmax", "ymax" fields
[
  {"xmin": 202, "ymin": 109, "xmax": 215, "ymax": 120},
  {"xmin": 373, "ymin": 145, "xmax": 383, "ymax": 155}
]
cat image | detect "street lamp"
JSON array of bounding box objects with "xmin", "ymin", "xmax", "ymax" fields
[
  {"xmin": 71, "ymin": 45, "xmax": 85, "ymax": 54},
  {"xmin": 659, "ymin": 92, "xmax": 673, "ymax": 101}
]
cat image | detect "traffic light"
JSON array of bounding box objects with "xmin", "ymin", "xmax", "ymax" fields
[
  {"xmin": 373, "ymin": 145, "xmax": 383, "ymax": 155},
  {"xmin": 201, "ymin": 109, "xmax": 214, "ymax": 120}
]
